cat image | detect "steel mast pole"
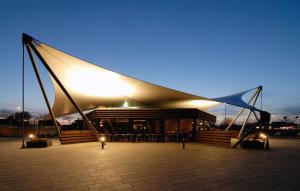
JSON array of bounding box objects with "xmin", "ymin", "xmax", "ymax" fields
[
  {"xmin": 24, "ymin": 34, "xmax": 99, "ymax": 139},
  {"xmin": 21, "ymin": 41, "xmax": 26, "ymax": 148},
  {"xmin": 224, "ymin": 103, "xmax": 227, "ymax": 127},
  {"xmin": 25, "ymin": 45, "xmax": 61, "ymax": 137}
]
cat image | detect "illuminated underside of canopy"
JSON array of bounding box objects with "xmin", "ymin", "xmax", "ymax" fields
[
  {"xmin": 27, "ymin": 35, "xmax": 260, "ymax": 118},
  {"xmin": 31, "ymin": 41, "xmax": 222, "ymax": 117}
]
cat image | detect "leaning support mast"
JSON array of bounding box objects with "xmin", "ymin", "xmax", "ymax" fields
[
  {"xmin": 23, "ymin": 34, "xmax": 61, "ymax": 138},
  {"xmin": 22, "ymin": 33, "xmax": 99, "ymax": 139},
  {"xmin": 225, "ymin": 87, "xmax": 261, "ymax": 131},
  {"xmin": 237, "ymin": 88, "xmax": 261, "ymax": 139},
  {"xmin": 230, "ymin": 86, "xmax": 263, "ymax": 148}
]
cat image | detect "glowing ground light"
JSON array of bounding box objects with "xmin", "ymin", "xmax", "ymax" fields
[
  {"xmin": 28, "ymin": 134, "xmax": 35, "ymax": 139},
  {"xmin": 259, "ymin": 133, "xmax": 267, "ymax": 139}
]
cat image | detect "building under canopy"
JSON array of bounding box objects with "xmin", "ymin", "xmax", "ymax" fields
[{"xmin": 22, "ymin": 33, "xmax": 267, "ymax": 144}]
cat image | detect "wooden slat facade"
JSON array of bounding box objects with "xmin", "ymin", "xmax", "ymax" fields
[
  {"xmin": 196, "ymin": 130, "xmax": 239, "ymax": 146},
  {"xmin": 86, "ymin": 108, "xmax": 216, "ymax": 122},
  {"xmin": 60, "ymin": 130, "xmax": 98, "ymax": 144}
]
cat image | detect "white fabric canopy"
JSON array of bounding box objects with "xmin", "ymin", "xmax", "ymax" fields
[{"xmin": 32, "ymin": 40, "xmax": 220, "ymax": 117}]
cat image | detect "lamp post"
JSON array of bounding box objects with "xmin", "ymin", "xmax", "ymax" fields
[
  {"xmin": 224, "ymin": 103, "xmax": 227, "ymax": 127},
  {"xmin": 283, "ymin": 116, "xmax": 288, "ymax": 128},
  {"xmin": 16, "ymin": 106, "xmax": 21, "ymax": 137}
]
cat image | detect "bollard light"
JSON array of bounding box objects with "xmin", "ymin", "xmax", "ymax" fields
[
  {"xmin": 28, "ymin": 134, "xmax": 35, "ymax": 139},
  {"xmin": 100, "ymin": 136, "xmax": 106, "ymax": 150}
]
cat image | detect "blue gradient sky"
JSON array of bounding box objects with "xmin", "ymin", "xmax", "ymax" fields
[{"xmin": 0, "ymin": 0, "xmax": 299, "ymax": 117}]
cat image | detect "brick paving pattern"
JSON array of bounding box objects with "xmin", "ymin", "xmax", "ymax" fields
[{"xmin": 0, "ymin": 138, "xmax": 300, "ymax": 191}]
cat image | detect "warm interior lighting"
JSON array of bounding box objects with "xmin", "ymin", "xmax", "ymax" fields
[
  {"xmin": 259, "ymin": 133, "xmax": 267, "ymax": 139},
  {"xmin": 28, "ymin": 134, "xmax": 35, "ymax": 139}
]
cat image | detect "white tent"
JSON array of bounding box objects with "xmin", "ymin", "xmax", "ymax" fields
[
  {"xmin": 30, "ymin": 37, "xmax": 221, "ymax": 117},
  {"xmin": 22, "ymin": 34, "xmax": 267, "ymax": 145}
]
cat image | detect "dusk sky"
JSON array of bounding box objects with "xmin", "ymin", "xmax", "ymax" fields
[{"xmin": 0, "ymin": 0, "xmax": 299, "ymax": 118}]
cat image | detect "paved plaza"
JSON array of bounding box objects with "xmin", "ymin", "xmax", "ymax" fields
[{"xmin": 0, "ymin": 138, "xmax": 300, "ymax": 191}]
